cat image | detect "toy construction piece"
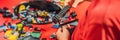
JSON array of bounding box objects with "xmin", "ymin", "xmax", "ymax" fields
[
  {"xmin": 0, "ymin": 23, "xmax": 7, "ymax": 32},
  {"xmin": 0, "ymin": 7, "xmax": 13, "ymax": 17},
  {"xmin": 42, "ymin": 38, "xmax": 47, "ymax": 40},
  {"xmin": 52, "ymin": 19, "xmax": 78, "ymax": 28},
  {"xmin": 19, "ymin": 28, "xmax": 40, "ymax": 40},
  {"xmin": 52, "ymin": 23, "xmax": 60, "ymax": 28},
  {"xmin": 4, "ymin": 30, "xmax": 13, "ymax": 38},
  {"xmin": 17, "ymin": 23, "xmax": 23, "ymax": 31},
  {"xmin": 50, "ymin": 33, "xmax": 57, "ymax": 40},
  {"xmin": 22, "ymin": 36, "xmax": 39, "ymax": 40},
  {"xmin": 69, "ymin": 12, "xmax": 77, "ymax": 18},
  {"xmin": 60, "ymin": 19, "xmax": 78, "ymax": 26},
  {"xmin": 19, "ymin": 5, "xmax": 26, "ymax": 13},
  {"xmin": 52, "ymin": 5, "xmax": 70, "ymax": 23},
  {"xmin": 31, "ymin": 27, "xmax": 41, "ymax": 39},
  {"xmin": 31, "ymin": 31, "xmax": 41, "ymax": 39},
  {"xmin": 14, "ymin": 2, "xmax": 29, "ymax": 14},
  {"xmin": 13, "ymin": 1, "xmax": 62, "ymax": 25},
  {"xmin": 4, "ymin": 30, "xmax": 19, "ymax": 40},
  {"xmin": 16, "ymin": 22, "xmax": 26, "ymax": 38},
  {"xmin": 0, "ymin": 8, "xmax": 3, "ymax": 13},
  {"xmin": 8, "ymin": 32, "xmax": 19, "ymax": 40}
]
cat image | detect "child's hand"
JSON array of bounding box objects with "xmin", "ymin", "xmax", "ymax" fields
[{"xmin": 56, "ymin": 25, "xmax": 70, "ymax": 40}]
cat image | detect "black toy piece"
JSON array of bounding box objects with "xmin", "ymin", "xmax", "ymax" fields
[
  {"xmin": 50, "ymin": 33, "xmax": 57, "ymax": 40},
  {"xmin": 1, "ymin": 7, "xmax": 13, "ymax": 17},
  {"xmin": 0, "ymin": 23, "xmax": 7, "ymax": 32},
  {"xmin": 0, "ymin": 7, "xmax": 9, "ymax": 13},
  {"xmin": 34, "ymin": 27, "xmax": 40, "ymax": 31},
  {"xmin": 18, "ymin": 22, "xmax": 25, "ymax": 38},
  {"xmin": 52, "ymin": 5, "xmax": 70, "ymax": 23},
  {"xmin": 0, "ymin": 8, "xmax": 3, "ymax": 13},
  {"xmin": 2, "ymin": 12, "xmax": 13, "ymax": 17},
  {"xmin": 3, "ymin": 7, "xmax": 9, "ymax": 10},
  {"xmin": 60, "ymin": 19, "xmax": 78, "ymax": 26},
  {"xmin": 70, "ymin": 12, "xmax": 77, "ymax": 18},
  {"xmin": 42, "ymin": 38, "xmax": 47, "ymax": 40}
]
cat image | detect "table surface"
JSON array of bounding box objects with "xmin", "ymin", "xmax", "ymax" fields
[{"xmin": 0, "ymin": 0, "xmax": 91, "ymax": 40}]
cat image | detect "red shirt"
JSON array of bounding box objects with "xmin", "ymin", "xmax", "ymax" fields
[{"xmin": 72, "ymin": 0, "xmax": 120, "ymax": 40}]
